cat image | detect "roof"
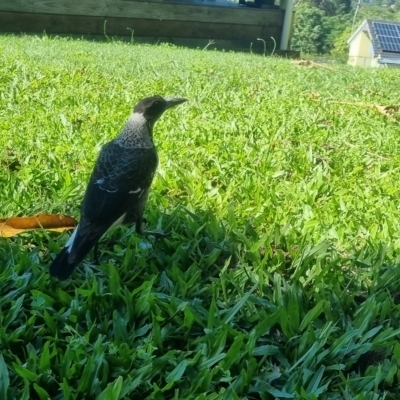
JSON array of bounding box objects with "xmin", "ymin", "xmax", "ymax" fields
[{"xmin": 347, "ymin": 19, "xmax": 400, "ymax": 66}]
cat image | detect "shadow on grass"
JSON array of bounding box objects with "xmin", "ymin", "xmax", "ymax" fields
[
  {"xmin": 0, "ymin": 31, "xmax": 298, "ymax": 58},
  {"xmin": 1, "ymin": 207, "xmax": 400, "ymax": 398}
]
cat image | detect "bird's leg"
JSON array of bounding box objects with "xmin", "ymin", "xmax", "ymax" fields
[
  {"xmin": 135, "ymin": 216, "xmax": 170, "ymax": 239},
  {"xmin": 93, "ymin": 242, "xmax": 100, "ymax": 264},
  {"xmin": 143, "ymin": 230, "xmax": 171, "ymax": 238}
]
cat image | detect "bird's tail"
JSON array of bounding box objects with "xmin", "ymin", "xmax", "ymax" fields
[
  {"xmin": 49, "ymin": 224, "xmax": 106, "ymax": 280},
  {"xmin": 49, "ymin": 247, "xmax": 79, "ymax": 281}
]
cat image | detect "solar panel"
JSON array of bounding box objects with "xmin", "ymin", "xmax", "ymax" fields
[
  {"xmin": 379, "ymin": 39, "xmax": 400, "ymax": 52},
  {"xmin": 373, "ymin": 22, "xmax": 400, "ymax": 53},
  {"xmin": 374, "ymin": 22, "xmax": 400, "ymax": 37}
]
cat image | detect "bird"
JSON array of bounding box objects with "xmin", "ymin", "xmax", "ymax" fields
[{"xmin": 49, "ymin": 95, "xmax": 187, "ymax": 280}]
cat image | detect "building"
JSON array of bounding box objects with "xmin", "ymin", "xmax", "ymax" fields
[
  {"xmin": 0, "ymin": 0, "xmax": 296, "ymax": 54},
  {"xmin": 347, "ymin": 19, "xmax": 400, "ymax": 68}
]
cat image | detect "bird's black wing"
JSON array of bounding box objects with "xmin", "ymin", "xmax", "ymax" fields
[
  {"xmin": 73, "ymin": 142, "xmax": 158, "ymax": 247},
  {"xmin": 70, "ymin": 142, "xmax": 158, "ymax": 263},
  {"xmin": 83, "ymin": 142, "xmax": 158, "ymax": 221},
  {"xmin": 49, "ymin": 142, "xmax": 158, "ymax": 280}
]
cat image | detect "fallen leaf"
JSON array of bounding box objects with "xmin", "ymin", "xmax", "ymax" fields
[
  {"xmin": 291, "ymin": 59, "xmax": 336, "ymax": 71},
  {"xmin": 375, "ymin": 104, "xmax": 399, "ymax": 119},
  {"xmin": 327, "ymin": 101, "xmax": 400, "ymax": 122},
  {"xmin": 1, "ymin": 149, "xmax": 21, "ymax": 171},
  {"xmin": 0, "ymin": 214, "xmax": 78, "ymax": 238},
  {"xmin": 304, "ymin": 91, "xmax": 320, "ymax": 100}
]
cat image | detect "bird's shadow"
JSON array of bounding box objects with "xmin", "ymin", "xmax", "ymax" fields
[{"xmin": 63, "ymin": 204, "xmax": 238, "ymax": 284}]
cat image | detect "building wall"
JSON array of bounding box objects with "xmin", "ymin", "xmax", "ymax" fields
[
  {"xmin": 370, "ymin": 58, "xmax": 379, "ymax": 67},
  {"xmin": 348, "ymin": 30, "xmax": 376, "ymax": 67},
  {"xmin": 0, "ymin": 0, "xmax": 285, "ymax": 43}
]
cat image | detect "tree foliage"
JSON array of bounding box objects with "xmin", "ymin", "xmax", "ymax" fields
[
  {"xmin": 291, "ymin": 5, "xmax": 331, "ymax": 54},
  {"xmin": 306, "ymin": 0, "xmax": 351, "ymax": 15},
  {"xmin": 293, "ymin": 0, "xmax": 400, "ymax": 55}
]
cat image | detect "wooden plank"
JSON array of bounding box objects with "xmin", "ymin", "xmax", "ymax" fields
[
  {"xmin": 134, "ymin": 0, "xmax": 279, "ymax": 8},
  {"xmin": 0, "ymin": 12, "xmax": 282, "ymax": 41},
  {"xmin": 0, "ymin": 0, "xmax": 284, "ymax": 26}
]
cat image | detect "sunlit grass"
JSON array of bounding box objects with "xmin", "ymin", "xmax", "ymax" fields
[{"xmin": 1, "ymin": 34, "xmax": 400, "ymax": 399}]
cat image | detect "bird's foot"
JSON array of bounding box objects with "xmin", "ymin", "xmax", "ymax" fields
[
  {"xmin": 136, "ymin": 219, "xmax": 171, "ymax": 239},
  {"xmin": 142, "ymin": 230, "xmax": 171, "ymax": 239}
]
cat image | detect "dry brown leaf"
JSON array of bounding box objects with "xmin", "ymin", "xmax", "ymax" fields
[
  {"xmin": 1, "ymin": 149, "xmax": 21, "ymax": 171},
  {"xmin": 327, "ymin": 101, "xmax": 399, "ymax": 122},
  {"xmin": 347, "ymin": 84, "xmax": 379, "ymax": 96},
  {"xmin": 292, "ymin": 59, "xmax": 312, "ymax": 66},
  {"xmin": 0, "ymin": 214, "xmax": 78, "ymax": 238},
  {"xmin": 291, "ymin": 59, "xmax": 336, "ymax": 71},
  {"xmin": 375, "ymin": 104, "xmax": 399, "ymax": 119},
  {"xmin": 308, "ymin": 92, "xmax": 321, "ymax": 100}
]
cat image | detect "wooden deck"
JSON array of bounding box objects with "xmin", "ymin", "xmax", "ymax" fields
[{"xmin": 0, "ymin": 0, "xmax": 295, "ymax": 53}]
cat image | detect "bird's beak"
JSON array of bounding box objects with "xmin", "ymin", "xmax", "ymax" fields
[{"xmin": 164, "ymin": 97, "xmax": 188, "ymax": 110}]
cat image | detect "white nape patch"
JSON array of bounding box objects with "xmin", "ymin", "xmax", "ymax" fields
[
  {"xmin": 65, "ymin": 225, "xmax": 79, "ymax": 253},
  {"xmin": 110, "ymin": 213, "xmax": 126, "ymax": 228},
  {"xmin": 96, "ymin": 178, "xmax": 105, "ymax": 185},
  {"xmin": 129, "ymin": 187, "xmax": 141, "ymax": 194},
  {"xmin": 130, "ymin": 112, "xmax": 147, "ymax": 124}
]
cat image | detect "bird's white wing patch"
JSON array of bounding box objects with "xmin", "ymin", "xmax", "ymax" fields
[
  {"xmin": 129, "ymin": 187, "xmax": 141, "ymax": 194},
  {"xmin": 96, "ymin": 177, "xmax": 118, "ymax": 193},
  {"xmin": 65, "ymin": 225, "xmax": 79, "ymax": 253},
  {"xmin": 110, "ymin": 213, "xmax": 126, "ymax": 228}
]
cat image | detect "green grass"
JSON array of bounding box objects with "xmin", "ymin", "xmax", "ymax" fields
[{"xmin": 1, "ymin": 33, "xmax": 400, "ymax": 399}]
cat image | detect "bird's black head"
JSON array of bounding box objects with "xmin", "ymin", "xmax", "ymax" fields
[{"xmin": 133, "ymin": 95, "xmax": 187, "ymax": 123}]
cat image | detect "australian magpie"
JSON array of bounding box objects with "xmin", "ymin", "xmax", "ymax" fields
[{"xmin": 49, "ymin": 95, "xmax": 187, "ymax": 280}]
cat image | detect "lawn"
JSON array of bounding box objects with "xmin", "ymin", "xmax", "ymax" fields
[{"xmin": 1, "ymin": 34, "xmax": 400, "ymax": 399}]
